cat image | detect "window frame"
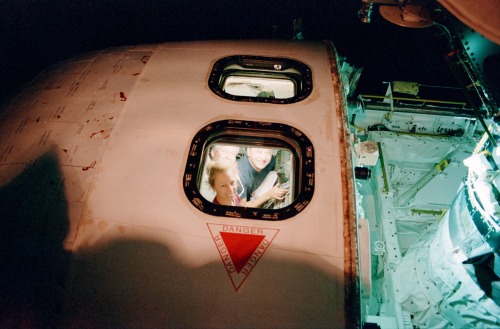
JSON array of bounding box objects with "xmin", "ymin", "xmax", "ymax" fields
[
  {"xmin": 183, "ymin": 120, "xmax": 315, "ymax": 220},
  {"xmin": 208, "ymin": 55, "xmax": 313, "ymax": 104}
]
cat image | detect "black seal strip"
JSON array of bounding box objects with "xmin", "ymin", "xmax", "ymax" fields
[{"xmin": 183, "ymin": 119, "xmax": 314, "ymax": 220}]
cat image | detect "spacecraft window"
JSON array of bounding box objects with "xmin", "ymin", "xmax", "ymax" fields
[
  {"xmin": 184, "ymin": 120, "xmax": 315, "ymax": 220},
  {"xmin": 223, "ymin": 76, "xmax": 295, "ymax": 99},
  {"xmin": 208, "ymin": 55, "xmax": 313, "ymax": 104}
]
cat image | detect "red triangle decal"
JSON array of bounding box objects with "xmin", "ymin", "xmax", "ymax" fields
[
  {"xmin": 220, "ymin": 232, "xmax": 265, "ymax": 273},
  {"xmin": 207, "ymin": 224, "xmax": 279, "ymax": 291}
]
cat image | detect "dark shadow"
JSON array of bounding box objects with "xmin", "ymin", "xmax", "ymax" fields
[
  {"xmin": 62, "ymin": 238, "xmax": 349, "ymax": 329},
  {"xmin": 464, "ymin": 253, "xmax": 500, "ymax": 306},
  {"xmin": 0, "ymin": 148, "xmax": 71, "ymax": 329},
  {"xmin": 0, "ymin": 149, "xmax": 352, "ymax": 329}
]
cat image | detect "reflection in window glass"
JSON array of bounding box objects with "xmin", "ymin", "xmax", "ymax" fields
[
  {"xmin": 208, "ymin": 55, "xmax": 313, "ymax": 104},
  {"xmin": 199, "ymin": 143, "xmax": 294, "ymax": 209},
  {"xmin": 223, "ymin": 76, "xmax": 296, "ymax": 99}
]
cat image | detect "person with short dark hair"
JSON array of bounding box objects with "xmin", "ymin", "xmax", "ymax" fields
[{"xmin": 237, "ymin": 147, "xmax": 288, "ymax": 208}]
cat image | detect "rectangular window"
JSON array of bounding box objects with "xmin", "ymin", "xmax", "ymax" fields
[
  {"xmin": 199, "ymin": 143, "xmax": 294, "ymax": 209},
  {"xmin": 223, "ymin": 76, "xmax": 296, "ymax": 99},
  {"xmin": 184, "ymin": 120, "xmax": 315, "ymax": 220},
  {"xmin": 209, "ymin": 55, "xmax": 312, "ymax": 104}
]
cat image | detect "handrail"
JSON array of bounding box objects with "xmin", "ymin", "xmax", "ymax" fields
[{"xmin": 360, "ymin": 94, "xmax": 467, "ymax": 108}]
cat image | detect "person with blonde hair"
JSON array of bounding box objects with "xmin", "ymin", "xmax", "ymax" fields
[
  {"xmin": 210, "ymin": 144, "xmax": 239, "ymax": 163},
  {"xmin": 207, "ymin": 160, "xmax": 241, "ymax": 206},
  {"xmin": 199, "ymin": 144, "xmax": 240, "ymax": 202}
]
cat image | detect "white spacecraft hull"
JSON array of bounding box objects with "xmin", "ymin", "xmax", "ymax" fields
[{"xmin": 0, "ymin": 40, "xmax": 357, "ymax": 328}]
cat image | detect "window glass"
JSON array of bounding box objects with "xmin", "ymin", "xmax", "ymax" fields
[
  {"xmin": 184, "ymin": 120, "xmax": 315, "ymax": 220},
  {"xmin": 223, "ymin": 76, "xmax": 296, "ymax": 99},
  {"xmin": 199, "ymin": 143, "xmax": 295, "ymax": 209},
  {"xmin": 208, "ymin": 55, "xmax": 313, "ymax": 104}
]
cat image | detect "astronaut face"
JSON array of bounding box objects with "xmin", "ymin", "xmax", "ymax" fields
[
  {"xmin": 211, "ymin": 145, "xmax": 239, "ymax": 163},
  {"xmin": 247, "ymin": 147, "xmax": 273, "ymax": 172},
  {"xmin": 212, "ymin": 170, "xmax": 238, "ymax": 205}
]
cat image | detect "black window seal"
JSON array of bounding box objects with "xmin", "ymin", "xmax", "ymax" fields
[
  {"xmin": 208, "ymin": 55, "xmax": 313, "ymax": 104},
  {"xmin": 183, "ymin": 119, "xmax": 315, "ymax": 220}
]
